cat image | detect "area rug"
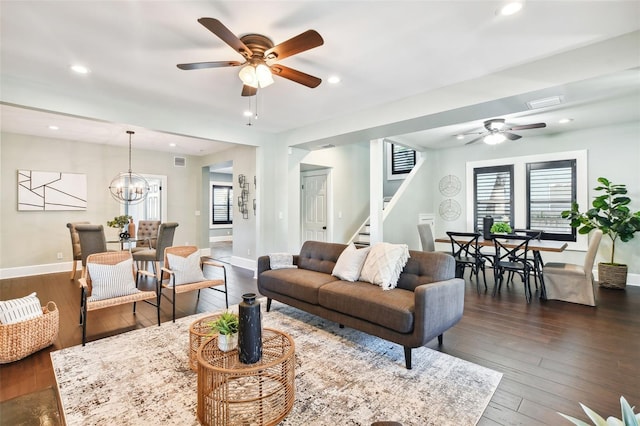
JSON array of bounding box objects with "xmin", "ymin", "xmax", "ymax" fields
[{"xmin": 51, "ymin": 301, "xmax": 501, "ymax": 425}]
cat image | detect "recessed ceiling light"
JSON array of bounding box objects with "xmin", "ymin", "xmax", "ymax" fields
[
  {"xmin": 456, "ymin": 135, "xmax": 465, "ymax": 140},
  {"xmin": 498, "ymin": 2, "xmax": 523, "ymax": 16},
  {"xmin": 169, "ymin": 143, "xmax": 176, "ymax": 147},
  {"xmin": 327, "ymin": 75, "xmax": 341, "ymax": 84},
  {"xmin": 558, "ymin": 118, "xmax": 574, "ymax": 124},
  {"xmin": 243, "ymin": 110, "xmax": 252, "ymax": 117},
  {"xmin": 70, "ymin": 64, "xmax": 90, "ymax": 74},
  {"xmin": 48, "ymin": 125, "xmax": 59, "ymax": 130}
]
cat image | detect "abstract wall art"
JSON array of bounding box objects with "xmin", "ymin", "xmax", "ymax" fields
[{"xmin": 18, "ymin": 170, "xmax": 87, "ymax": 211}]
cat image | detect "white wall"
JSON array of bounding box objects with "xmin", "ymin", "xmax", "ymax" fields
[{"xmin": 0, "ymin": 132, "xmax": 200, "ymax": 275}]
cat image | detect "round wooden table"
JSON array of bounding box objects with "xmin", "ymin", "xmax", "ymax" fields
[{"xmin": 197, "ymin": 328, "xmax": 295, "ymax": 426}]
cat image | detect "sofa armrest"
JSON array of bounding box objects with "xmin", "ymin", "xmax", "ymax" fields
[
  {"xmin": 413, "ymin": 278, "xmax": 465, "ymax": 343},
  {"xmin": 257, "ymin": 254, "xmax": 300, "ymax": 275}
]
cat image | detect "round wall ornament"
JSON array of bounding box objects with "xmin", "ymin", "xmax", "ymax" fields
[
  {"xmin": 439, "ymin": 199, "xmax": 461, "ymax": 221},
  {"xmin": 439, "ymin": 175, "xmax": 461, "ymax": 197}
]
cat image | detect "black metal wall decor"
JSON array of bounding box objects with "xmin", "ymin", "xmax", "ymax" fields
[
  {"xmin": 238, "ymin": 174, "xmax": 249, "ymax": 219},
  {"xmin": 253, "ymin": 175, "xmax": 257, "ymax": 216}
]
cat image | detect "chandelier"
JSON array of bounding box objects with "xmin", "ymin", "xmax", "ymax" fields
[{"xmin": 108, "ymin": 130, "xmax": 150, "ymax": 204}]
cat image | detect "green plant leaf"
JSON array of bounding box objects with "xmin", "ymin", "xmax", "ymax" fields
[
  {"xmin": 598, "ymin": 177, "xmax": 610, "ymax": 186},
  {"xmin": 620, "ymin": 397, "xmax": 640, "ymax": 426}
]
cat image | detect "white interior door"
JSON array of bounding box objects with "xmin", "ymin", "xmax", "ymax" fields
[
  {"xmin": 123, "ymin": 174, "xmax": 167, "ymax": 223},
  {"xmin": 301, "ymin": 170, "xmax": 329, "ymax": 243}
]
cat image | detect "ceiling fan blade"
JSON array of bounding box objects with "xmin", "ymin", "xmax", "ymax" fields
[
  {"xmin": 509, "ymin": 122, "xmax": 546, "ymax": 131},
  {"xmin": 271, "ymin": 65, "xmax": 321, "ymax": 88},
  {"xmin": 503, "ymin": 132, "xmax": 522, "ymax": 141},
  {"xmin": 241, "ymin": 85, "xmax": 258, "ymax": 97},
  {"xmin": 465, "ymin": 135, "xmax": 485, "ymax": 146},
  {"xmin": 264, "ymin": 30, "xmax": 324, "ymax": 61},
  {"xmin": 198, "ymin": 18, "xmax": 253, "ymax": 59},
  {"xmin": 177, "ymin": 61, "xmax": 242, "ymax": 70}
]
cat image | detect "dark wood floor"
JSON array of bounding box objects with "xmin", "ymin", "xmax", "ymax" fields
[{"xmin": 1, "ymin": 258, "xmax": 638, "ymax": 425}]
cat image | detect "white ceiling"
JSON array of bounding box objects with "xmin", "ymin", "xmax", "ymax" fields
[{"xmin": 1, "ymin": 1, "xmax": 639, "ymax": 155}]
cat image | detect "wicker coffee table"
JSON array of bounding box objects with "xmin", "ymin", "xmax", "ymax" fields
[
  {"xmin": 189, "ymin": 314, "xmax": 220, "ymax": 371},
  {"xmin": 197, "ymin": 328, "xmax": 295, "ymax": 426}
]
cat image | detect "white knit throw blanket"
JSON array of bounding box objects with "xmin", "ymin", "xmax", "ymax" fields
[{"xmin": 269, "ymin": 253, "xmax": 297, "ymax": 270}]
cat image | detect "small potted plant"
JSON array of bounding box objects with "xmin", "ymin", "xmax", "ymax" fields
[
  {"xmin": 562, "ymin": 177, "xmax": 640, "ymax": 289},
  {"xmin": 209, "ymin": 312, "xmax": 239, "ymax": 352},
  {"xmin": 490, "ymin": 222, "xmax": 512, "ymax": 235},
  {"xmin": 107, "ymin": 215, "xmax": 133, "ymax": 240}
]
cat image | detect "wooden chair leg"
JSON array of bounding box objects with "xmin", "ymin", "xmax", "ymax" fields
[{"xmin": 70, "ymin": 260, "xmax": 78, "ymax": 280}]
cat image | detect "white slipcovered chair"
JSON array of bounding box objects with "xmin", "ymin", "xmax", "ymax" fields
[{"xmin": 543, "ymin": 230, "xmax": 603, "ymax": 306}]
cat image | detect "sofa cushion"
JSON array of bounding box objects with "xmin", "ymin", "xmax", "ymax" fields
[
  {"xmin": 260, "ymin": 268, "xmax": 339, "ymax": 305},
  {"xmin": 318, "ymin": 281, "xmax": 415, "ymax": 333},
  {"xmin": 332, "ymin": 243, "xmax": 370, "ymax": 282},
  {"xmin": 396, "ymin": 251, "xmax": 456, "ymax": 291},
  {"xmin": 297, "ymin": 241, "xmax": 347, "ymax": 274},
  {"xmin": 359, "ymin": 242, "xmax": 410, "ymax": 290}
]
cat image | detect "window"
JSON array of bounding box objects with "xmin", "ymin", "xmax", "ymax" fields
[
  {"xmin": 391, "ymin": 144, "xmax": 416, "ymax": 175},
  {"xmin": 527, "ymin": 159, "xmax": 576, "ymax": 241},
  {"xmin": 211, "ymin": 184, "xmax": 233, "ymax": 225},
  {"xmin": 474, "ymin": 165, "xmax": 514, "ymax": 232}
]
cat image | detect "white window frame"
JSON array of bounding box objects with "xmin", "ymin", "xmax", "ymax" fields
[{"xmin": 465, "ymin": 150, "xmax": 588, "ymax": 250}]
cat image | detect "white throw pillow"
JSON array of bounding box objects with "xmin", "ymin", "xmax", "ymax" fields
[
  {"xmin": 359, "ymin": 242, "xmax": 410, "ymax": 290},
  {"xmin": 0, "ymin": 292, "xmax": 42, "ymax": 324},
  {"xmin": 88, "ymin": 258, "xmax": 139, "ymax": 301},
  {"xmin": 332, "ymin": 243, "xmax": 371, "ymax": 282},
  {"xmin": 167, "ymin": 251, "xmax": 206, "ymax": 286}
]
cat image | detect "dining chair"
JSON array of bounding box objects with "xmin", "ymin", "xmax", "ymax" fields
[
  {"xmin": 511, "ymin": 228, "xmax": 544, "ymax": 290},
  {"xmin": 141, "ymin": 245, "xmax": 228, "ymax": 322},
  {"xmin": 446, "ymin": 231, "xmax": 487, "ymax": 293},
  {"xmin": 132, "ymin": 222, "xmax": 179, "ymax": 278},
  {"xmin": 66, "ymin": 221, "xmax": 89, "ymax": 280},
  {"xmin": 491, "ymin": 234, "xmax": 534, "ymax": 303},
  {"xmin": 130, "ymin": 220, "xmax": 161, "ymax": 254},
  {"xmin": 79, "ymin": 251, "xmax": 159, "ymax": 345},
  {"xmin": 543, "ymin": 229, "xmax": 603, "ymax": 306},
  {"xmin": 417, "ymin": 223, "xmax": 435, "ymax": 252},
  {"xmin": 75, "ymin": 224, "xmax": 108, "ymax": 279}
]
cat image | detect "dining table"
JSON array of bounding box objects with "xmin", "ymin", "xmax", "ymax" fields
[{"xmin": 435, "ymin": 235, "xmax": 568, "ymax": 299}]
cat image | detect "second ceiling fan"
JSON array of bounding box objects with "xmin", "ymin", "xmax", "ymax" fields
[
  {"xmin": 177, "ymin": 18, "xmax": 324, "ymax": 97},
  {"xmin": 464, "ymin": 118, "xmax": 546, "ymax": 145}
]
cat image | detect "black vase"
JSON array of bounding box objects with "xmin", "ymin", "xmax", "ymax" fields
[
  {"xmin": 238, "ymin": 293, "xmax": 262, "ymax": 364},
  {"xmin": 483, "ymin": 216, "xmax": 494, "ymax": 240}
]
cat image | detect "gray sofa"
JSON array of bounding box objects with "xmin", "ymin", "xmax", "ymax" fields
[{"xmin": 257, "ymin": 241, "xmax": 465, "ymax": 369}]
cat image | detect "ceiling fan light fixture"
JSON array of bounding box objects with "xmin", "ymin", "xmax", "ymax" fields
[
  {"xmin": 484, "ymin": 133, "xmax": 507, "ymax": 145},
  {"xmin": 255, "ymin": 63, "xmax": 274, "ymax": 88},
  {"xmin": 487, "ymin": 120, "xmax": 506, "ymax": 131}
]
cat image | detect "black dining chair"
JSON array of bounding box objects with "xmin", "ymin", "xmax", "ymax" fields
[
  {"xmin": 446, "ymin": 231, "xmax": 487, "ymax": 293},
  {"xmin": 491, "ymin": 234, "xmax": 534, "ymax": 303},
  {"xmin": 511, "ymin": 228, "xmax": 544, "ymax": 291}
]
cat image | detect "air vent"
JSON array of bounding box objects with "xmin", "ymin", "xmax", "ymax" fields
[
  {"xmin": 174, "ymin": 156, "xmax": 186, "ymax": 167},
  {"xmin": 526, "ymin": 95, "xmax": 563, "ymax": 110}
]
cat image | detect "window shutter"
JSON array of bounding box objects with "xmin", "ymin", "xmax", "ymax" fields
[
  {"xmin": 527, "ymin": 160, "xmax": 576, "ymax": 241},
  {"xmin": 212, "ymin": 185, "xmax": 233, "ymax": 224},
  {"xmin": 474, "ymin": 165, "xmax": 514, "ymax": 232},
  {"xmin": 391, "ymin": 144, "xmax": 416, "ymax": 175}
]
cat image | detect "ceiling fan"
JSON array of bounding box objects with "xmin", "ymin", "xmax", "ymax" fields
[
  {"xmin": 464, "ymin": 118, "xmax": 546, "ymax": 145},
  {"xmin": 177, "ymin": 18, "xmax": 324, "ymax": 97}
]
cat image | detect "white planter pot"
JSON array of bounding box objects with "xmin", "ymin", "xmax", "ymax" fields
[{"xmin": 217, "ymin": 333, "xmax": 238, "ymax": 352}]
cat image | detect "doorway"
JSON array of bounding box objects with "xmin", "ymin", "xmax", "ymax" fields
[
  {"xmin": 209, "ymin": 162, "xmax": 234, "ymax": 262},
  {"xmin": 301, "ymin": 168, "xmax": 331, "ymax": 243},
  {"xmin": 123, "ymin": 174, "xmax": 167, "ymax": 224}
]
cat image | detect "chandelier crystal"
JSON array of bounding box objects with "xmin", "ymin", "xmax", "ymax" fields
[{"xmin": 108, "ymin": 130, "xmax": 150, "ymax": 204}]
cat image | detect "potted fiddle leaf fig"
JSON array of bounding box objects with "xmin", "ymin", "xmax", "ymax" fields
[{"xmin": 562, "ymin": 177, "xmax": 640, "ymax": 289}]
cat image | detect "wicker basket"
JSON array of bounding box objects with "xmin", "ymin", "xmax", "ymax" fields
[
  {"xmin": 598, "ymin": 263, "xmax": 627, "ymax": 289},
  {"xmin": 0, "ymin": 301, "xmax": 59, "ymax": 364}
]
